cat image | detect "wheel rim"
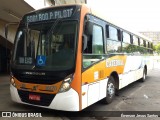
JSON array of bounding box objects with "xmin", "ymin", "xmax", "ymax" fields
[{"xmin": 107, "ymin": 82, "xmax": 115, "ymax": 98}]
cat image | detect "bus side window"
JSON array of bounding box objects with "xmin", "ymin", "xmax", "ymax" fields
[
  {"xmin": 106, "ymin": 26, "xmax": 121, "ymax": 53},
  {"xmin": 83, "ymin": 21, "xmax": 104, "ymax": 68},
  {"xmin": 92, "ymin": 25, "xmax": 103, "ymax": 54},
  {"xmin": 133, "ymin": 36, "xmax": 139, "ymax": 46},
  {"xmin": 83, "ymin": 23, "xmax": 103, "ymax": 54},
  {"xmin": 122, "ymin": 31, "xmax": 131, "ymax": 53}
]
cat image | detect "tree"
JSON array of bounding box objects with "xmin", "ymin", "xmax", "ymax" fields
[{"xmin": 155, "ymin": 43, "xmax": 160, "ymax": 55}]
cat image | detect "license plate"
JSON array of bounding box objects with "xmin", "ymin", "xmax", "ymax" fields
[{"xmin": 29, "ymin": 94, "xmax": 40, "ymax": 101}]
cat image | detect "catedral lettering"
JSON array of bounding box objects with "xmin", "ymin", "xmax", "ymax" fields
[
  {"xmin": 9, "ymin": 4, "xmax": 153, "ymax": 111},
  {"xmin": 106, "ymin": 59, "xmax": 124, "ymax": 67},
  {"xmin": 27, "ymin": 8, "xmax": 73, "ymax": 23}
]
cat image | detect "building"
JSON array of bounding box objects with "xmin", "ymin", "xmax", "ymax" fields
[
  {"xmin": 140, "ymin": 32, "xmax": 160, "ymax": 45},
  {"xmin": 0, "ymin": 0, "xmax": 34, "ymax": 74}
]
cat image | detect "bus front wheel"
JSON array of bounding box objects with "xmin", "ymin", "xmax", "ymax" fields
[{"xmin": 103, "ymin": 76, "xmax": 115, "ymax": 104}]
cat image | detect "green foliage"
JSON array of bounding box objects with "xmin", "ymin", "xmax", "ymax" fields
[
  {"xmin": 155, "ymin": 43, "xmax": 160, "ymax": 54},
  {"xmin": 153, "ymin": 45, "xmax": 156, "ymax": 51},
  {"xmin": 122, "ymin": 44, "xmax": 147, "ymax": 54}
]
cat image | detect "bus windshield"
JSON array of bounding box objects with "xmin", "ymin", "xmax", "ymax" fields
[{"xmin": 13, "ymin": 21, "xmax": 78, "ymax": 71}]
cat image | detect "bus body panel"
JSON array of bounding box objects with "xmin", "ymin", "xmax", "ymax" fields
[
  {"xmin": 10, "ymin": 84, "xmax": 22, "ymax": 104},
  {"xmin": 81, "ymin": 78, "xmax": 108, "ymax": 109},
  {"xmin": 81, "ymin": 54, "xmax": 153, "ymax": 109},
  {"xmin": 49, "ymin": 88, "xmax": 79, "ymax": 111},
  {"xmin": 82, "ymin": 55, "xmax": 127, "ymax": 85}
]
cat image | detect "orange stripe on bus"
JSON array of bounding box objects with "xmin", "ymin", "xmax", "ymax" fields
[{"xmin": 70, "ymin": 5, "xmax": 90, "ymax": 111}]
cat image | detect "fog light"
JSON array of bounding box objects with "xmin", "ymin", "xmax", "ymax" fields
[
  {"xmin": 11, "ymin": 78, "xmax": 14, "ymax": 84},
  {"xmin": 11, "ymin": 77, "xmax": 16, "ymax": 87}
]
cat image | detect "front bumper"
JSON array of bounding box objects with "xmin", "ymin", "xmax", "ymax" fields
[{"xmin": 10, "ymin": 84, "xmax": 79, "ymax": 111}]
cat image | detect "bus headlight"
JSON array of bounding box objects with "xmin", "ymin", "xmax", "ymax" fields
[
  {"xmin": 59, "ymin": 76, "xmax": 73, "ymax": 93},
  {"xmin": 61, "ymin": 82, "xmax": 70, "ymax": 91}
]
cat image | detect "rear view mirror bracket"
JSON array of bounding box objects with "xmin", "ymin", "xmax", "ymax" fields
[{"xmin": 5, "ymin": 22, "xmax": 19, "ymax": 39}]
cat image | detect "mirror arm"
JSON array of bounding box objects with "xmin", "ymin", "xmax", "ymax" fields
[{"xmin": 5, "ymin": 22, "xmax": 19, "ymax": 39}]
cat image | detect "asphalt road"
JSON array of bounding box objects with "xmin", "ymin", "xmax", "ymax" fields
[{"xmin": 0, "ymin": 68, "xmax": 160, "ymax": 120}]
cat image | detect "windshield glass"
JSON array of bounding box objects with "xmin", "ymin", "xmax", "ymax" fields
[{"xmin": 13, "ymin": 21, "xmax": 77, "ymax": 70}]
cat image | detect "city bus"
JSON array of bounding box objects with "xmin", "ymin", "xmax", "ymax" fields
[{"xmin": 9, "ymin": 4, "xmax": 153, "ymax": 111}]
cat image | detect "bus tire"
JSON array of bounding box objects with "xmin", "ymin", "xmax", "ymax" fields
[
  {"xmin": 103, "ymin": 76, "xmax": 115, "ymax": 104},
  {"xmin": 140, "ymin": 68, "xmax": 147, "ymax": 82}
]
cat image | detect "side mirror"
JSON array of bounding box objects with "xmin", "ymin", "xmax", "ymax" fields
[
  {"xmin": 85, "ymin": 21, "xmax": 93, "ymax": 35},
  {"xmin": 82, "ymin": 34, "xmax": 88, "ymax": 51}
]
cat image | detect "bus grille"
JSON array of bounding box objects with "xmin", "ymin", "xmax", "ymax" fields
[
  {"xmin": 15, "ymin": 75, "xmax": 62, "ymax": 85},
  {"xmin": 18, "ymin": 90, "xmax": 55, "ymax": 106}
]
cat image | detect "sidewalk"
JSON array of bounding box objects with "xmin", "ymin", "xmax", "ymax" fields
[{"xmin": 0, "ymin": 74, "xmax": 10, "ymax": 83}]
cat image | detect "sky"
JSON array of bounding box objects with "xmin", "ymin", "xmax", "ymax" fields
[
  {"xmin": 24, "ymin": 0, "xmax": 160, "ymax": 32},
  {"xmin": 87, "ymin": 0, "xmax": 160, "ymax": 32}
]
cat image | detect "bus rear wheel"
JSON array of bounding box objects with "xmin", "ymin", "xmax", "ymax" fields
[
  {"xmin": 103, "ymin": 76, "xmax": 115, "ymax": 104},
  {"xmin": 140, "ymin": 68, "xmax": 147, "ymax": 82}
]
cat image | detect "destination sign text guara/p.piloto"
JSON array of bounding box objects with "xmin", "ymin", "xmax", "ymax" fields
[{"xmin": 26, "ymin": 8, "xmax": 74, "ymax": 23}]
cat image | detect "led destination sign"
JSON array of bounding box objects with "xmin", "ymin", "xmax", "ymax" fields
[{"xmin": 26, "ymin": 8, "xmax": 74, "ymax": 23}]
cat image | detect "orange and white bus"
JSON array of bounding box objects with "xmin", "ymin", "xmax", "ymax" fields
[{"xmin": 10, "ymin": 4, "xmax": 153, "ymax": 111}]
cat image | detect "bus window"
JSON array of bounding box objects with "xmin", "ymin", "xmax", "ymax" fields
[
  {"xmin": 92, "ymin": 25, "xmax": 103, "ymax": 54},
  {"xmin": 123, "ymin": 32, "xmax": 131, "ymax": 44},
  {"xmin": 108, "ymin": 26, "xmax": 118, "ymax": 41},
  {"xmin": 14, "ymin": 29, "xmax": 39, "ymax": 65},
  {"xmin": 140, "ymin": 39, "xmax": 144, "ymax": 46},
  {"xmin": 106, "ymin": 40, "xmax": 121, "ymax": 53},
  {"xmin": 106, "ymin": 26, "xmax": 121, "ymax": 54},
  {"xmin": 83, "ymin": 23, "xmax": 103, "ymax": 54},
  {"xmin": 122, "ymin": 32, "xmax": 132, "ymax": 53},
  {"xmin": 133, "ymin": 36, "xmax": 138, "ymax": 46},
  {"xmin": 83, "ymin": 22, "xmax": 104, "ymax": 68}
]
